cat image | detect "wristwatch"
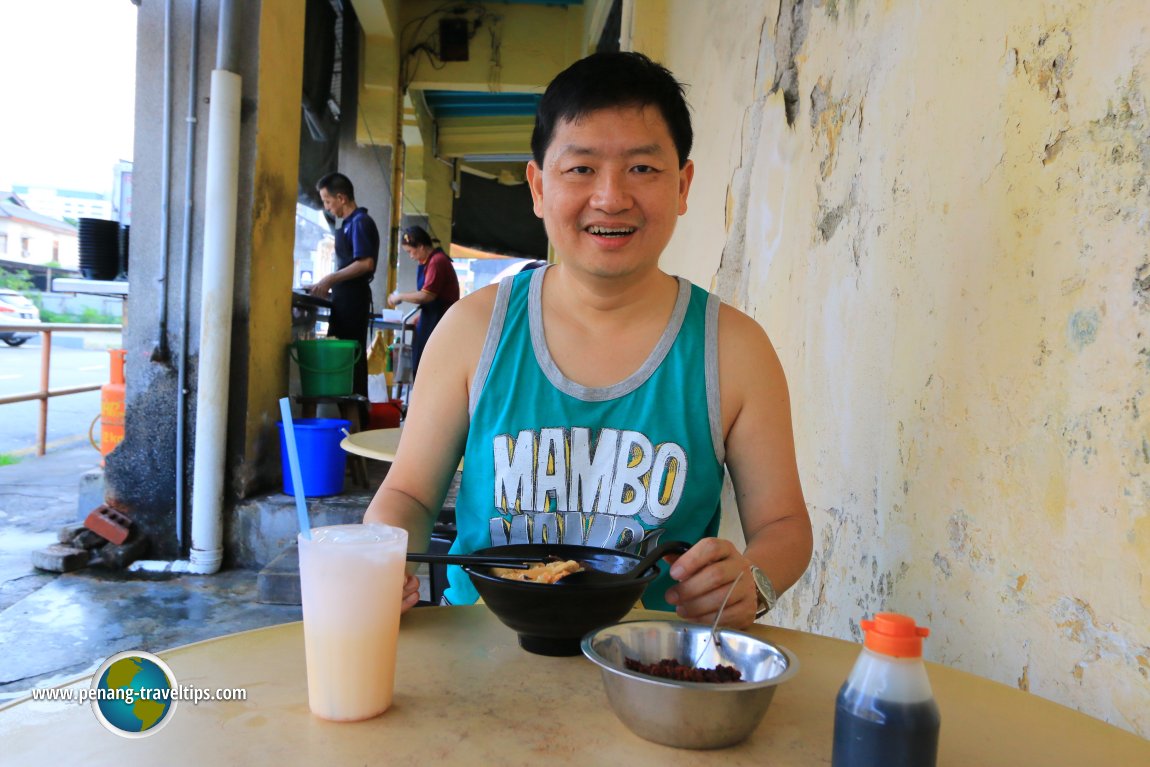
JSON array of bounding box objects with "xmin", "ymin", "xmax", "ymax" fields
[{"xmin": 750, "ymin": 565, "xmax": 778, "ymax": 619}]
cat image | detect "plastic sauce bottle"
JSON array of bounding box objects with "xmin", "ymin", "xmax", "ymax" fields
[{"xmin": 832, "ymin": 613, "xmax": 941, "ymax": 767}]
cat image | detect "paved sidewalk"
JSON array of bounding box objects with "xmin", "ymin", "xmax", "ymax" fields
[
  {"xmin": 0, "ymin": 443, "xmax": 99, "ymax": 611},
  {"xmin": 0, "ymin": 443, "xmax": 301, "ymax": 700}
]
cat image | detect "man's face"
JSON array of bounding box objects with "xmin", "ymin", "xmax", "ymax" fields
[
  {"xmin": 526, "ymin": 105, "xmax": 693, "ymax": 281},
  {"xmin": 319, "ymin": 188, "xmax": 350, "ymax": 219}
]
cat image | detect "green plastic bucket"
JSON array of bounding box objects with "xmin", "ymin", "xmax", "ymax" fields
[{"xmin": 291, "ymin": 339, "xmax": 361, "ymax": 396}]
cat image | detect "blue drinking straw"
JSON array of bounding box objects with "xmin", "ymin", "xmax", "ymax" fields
[{"xmin": 279, "ymin": 397, "xmax": 311, "ymax": 540}]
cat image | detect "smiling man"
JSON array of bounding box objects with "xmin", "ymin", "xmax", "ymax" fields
[{"xmin": 365, "ymin": 52, "xmax": 812, "ymax": 629}]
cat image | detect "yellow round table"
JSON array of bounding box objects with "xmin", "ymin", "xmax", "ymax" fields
[
  {"xmin": 340, "ymin": 426, "xmax": 463, "ymax": 470},
  {"xmin": 1, "ymin": 606, "xmax": 1146, "ymax": 765},
  {"xmin": 340, "ymin": 426, "xmax": 404, "ymax": 462}
]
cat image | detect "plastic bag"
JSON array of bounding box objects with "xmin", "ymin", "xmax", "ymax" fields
[
  {"xmin": 392, "ymin": 342, "xmax": 413, "ymax": 384},
  {"xmin": 367, "ymin": 330, "xmax": 388, "ymax": 375}
]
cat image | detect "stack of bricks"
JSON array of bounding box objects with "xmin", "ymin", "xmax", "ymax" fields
[{"xmin": 31, "ymin": 505, "xmax": 148, "ymax": 573}]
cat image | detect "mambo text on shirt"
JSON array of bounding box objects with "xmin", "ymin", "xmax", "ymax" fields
[{"xmin": 489, "ymin": 427, "xmax": 687, "ymax": 548}]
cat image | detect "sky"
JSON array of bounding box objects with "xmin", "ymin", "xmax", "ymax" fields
[{"xmin": 0, "ymin": 1, "xmax": 137, "ymax": 195}]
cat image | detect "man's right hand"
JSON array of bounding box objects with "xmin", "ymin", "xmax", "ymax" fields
[{"xmin": 400, "ymin": 573, "xmax": 421, "ymax": 613}]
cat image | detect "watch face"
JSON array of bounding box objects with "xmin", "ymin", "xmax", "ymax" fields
[{"xmin": 751, "ymin": 567, "xmax": 777, "ymax": 611}]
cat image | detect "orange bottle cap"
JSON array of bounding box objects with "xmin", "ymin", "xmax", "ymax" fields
[{"xmin": 861, "ymin": 612, "xmax": 930, "ymax": 658}]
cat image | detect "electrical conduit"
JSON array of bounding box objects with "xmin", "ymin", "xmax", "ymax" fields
[
  {"xmin": 152, "ymin": 0, "xmax": 174, "ymax": 363},
  {"xmin": 175, "ymin": 0, "xmax": 201, "ymax": 552}
]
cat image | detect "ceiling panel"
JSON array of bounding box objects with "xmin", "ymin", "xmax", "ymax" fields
[{"xmin": 423, "ymin": 90, "xmax": 540, "ymax": 120}]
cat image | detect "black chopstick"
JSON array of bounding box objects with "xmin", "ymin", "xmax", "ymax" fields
[{"xmin": 405, "ymin": 553, "xmax": 546, "ymax": 569}]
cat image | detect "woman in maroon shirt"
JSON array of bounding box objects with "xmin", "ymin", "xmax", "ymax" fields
[{"xmin": 387, "ymin": 226, "xmax": 461, "ymax": 376}]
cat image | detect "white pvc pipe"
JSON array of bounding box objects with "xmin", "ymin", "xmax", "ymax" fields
[
  {"xmin": 188, "ymin": 68, "xmax": 242, "ymax": 573},
  {"xmin": 132, "ymin": 69, "xmax": 241, "ymax": 576},
  {"xmin": 129, "ymin": 559, "xmax": 202, "ymax": 574}
]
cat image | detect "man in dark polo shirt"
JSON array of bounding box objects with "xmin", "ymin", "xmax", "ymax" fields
[{"xmin": 311, "ymin": 172, "xmax": 380, "ymax": 397}]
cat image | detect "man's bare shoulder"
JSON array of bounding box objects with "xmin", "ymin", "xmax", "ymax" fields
[
  {"xmin": 420, "ymin": 283, "xmax": 500, "ymax": 375},
  {"xmin": 444, "ymin": 282, "xmax": 498, "ymax": 328},
  {"xmin": 715, "ymin": 301, "xmax": 788, "ymax": 429},
  {"xmin": 716, "ymin": 301, "xmax": 774, "ymax": 349}
]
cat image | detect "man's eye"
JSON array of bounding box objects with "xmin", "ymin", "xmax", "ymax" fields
[
  {"xmin": 632, "ymin": 165, "xmax": 658, "ymax": 174},
  {"xmin": 566, "ymin": 166, "xmax": 593, "ymax": 175}
]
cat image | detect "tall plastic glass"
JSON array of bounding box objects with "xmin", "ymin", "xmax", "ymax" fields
[{"xmin": 297, "ymin": 523, "xmax": 408, "ymax": 721}]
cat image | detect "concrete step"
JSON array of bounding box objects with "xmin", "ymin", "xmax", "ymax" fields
[{"xmin": 256, "ymin": 542, "xmax": 301, "ymax": 605}]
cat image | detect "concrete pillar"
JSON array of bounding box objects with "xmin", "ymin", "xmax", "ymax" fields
[
  {"xmin": 106, "ymin": 0, "xmax": 307, "ymax": 558},
  {"xmin": 234, "ymin": 0, "xmax": 308, "ymax": 497}
]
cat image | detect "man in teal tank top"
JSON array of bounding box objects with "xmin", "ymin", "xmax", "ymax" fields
[{"xmin": 365, "ymin": 52, "xmax": 813, "ymax": 629}]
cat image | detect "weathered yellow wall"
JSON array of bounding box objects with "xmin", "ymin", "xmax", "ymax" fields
[
  {"xmin": 352, "ymin": 0, "xmax": 400, "ymax": 147},
  {"xmin": 399, "ymin": 0, "xmax": 584, "ymax": 92},
  {"xmin": 652, "ymin": 0, "xmax": 1150, "ymax": 737},
  {"xmin": 238, "ymin": 0, "xmax": 306, "ymax": 491},
  {"xmin": 402, "ymin": 95, "xmax": 453, "ymax": 250},
  {"xmin": 359, "ymin": 34, "xmax": 401, "ymax": 149},
  {"xmin": 627, "ymin": 0, "xmax": 667, "ymax": 64}
]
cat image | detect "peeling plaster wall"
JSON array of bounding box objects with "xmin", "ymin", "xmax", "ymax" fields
[{"xmin": 659, "ymin": 0, "xmax": 1150, "ymax": 736}]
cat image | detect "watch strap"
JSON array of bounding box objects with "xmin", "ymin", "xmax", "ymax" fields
[{"xmin": 750, "ymin": 565, "xmax": 778, "ymax": 618}]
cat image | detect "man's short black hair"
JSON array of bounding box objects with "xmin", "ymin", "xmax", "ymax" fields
[
  {"xmin": 316, "ymin": 172, "xmax": 355, "ymax": 201},
  {"xmin": 530, "ymin": 51, "xmax": 693, "ymax": 168}
]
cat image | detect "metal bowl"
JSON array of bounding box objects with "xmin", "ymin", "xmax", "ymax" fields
[{"xmin": 581, "ymin": 620, "xmax": 798, "ymax": 749}]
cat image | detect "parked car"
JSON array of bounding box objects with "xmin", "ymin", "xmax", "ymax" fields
[{"xmin": 0, "ymin": 288, "xmax": 41, "ymax": 347}]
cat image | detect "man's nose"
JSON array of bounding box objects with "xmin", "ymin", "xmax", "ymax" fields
[{"xmin": 590, "ymin": 172, "xmax": 632, "ymax": 213}]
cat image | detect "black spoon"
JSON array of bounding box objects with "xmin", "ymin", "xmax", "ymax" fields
[{"xmin": 561, "ymin": 540, "xmax": 692, "ymax": 585}]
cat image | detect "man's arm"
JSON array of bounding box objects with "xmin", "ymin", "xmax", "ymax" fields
[
  {"xmin": 363, "ymin": 285, "xmax": 497, "ymax": 610},
  {"xmin": 664, "ymin": 304, "xmax": 813, "ymax": 628},
  {"xmin": 309, "ymin": 257, "xmax": 375, "ymax": 298}
]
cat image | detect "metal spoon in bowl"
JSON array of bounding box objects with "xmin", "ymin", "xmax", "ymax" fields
[
  {"xmin": 560, "ymin": 540, "xmax": 692, "ymax": 585},
  {"xmin": 694, "ymin": 570, "xmax": 745, "ymax": 669}
]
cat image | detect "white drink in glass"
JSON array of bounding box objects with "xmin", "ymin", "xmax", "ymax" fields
[{"xmin": 298, "ymin": 523, "xmax": 407, "ymax": 721}]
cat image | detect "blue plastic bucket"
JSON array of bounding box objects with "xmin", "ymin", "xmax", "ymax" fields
[{"xmin": 278, "ymin": 418, "xmax": 351, "ymax": 497}]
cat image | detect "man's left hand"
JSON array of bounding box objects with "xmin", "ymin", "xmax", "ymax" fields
[{"xmin": 663, "ymin": 537, "xmax": 759, "ymax": 629}]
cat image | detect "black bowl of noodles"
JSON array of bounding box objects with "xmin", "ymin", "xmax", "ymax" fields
[{"xmin": 464, "ymin": 543, "xmax": 662, "ymax": 656}]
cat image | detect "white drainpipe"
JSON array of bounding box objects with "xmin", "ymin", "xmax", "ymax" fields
[{"xmin": 132, "ymin": 2, "xmax": 241, "ymax": 575}]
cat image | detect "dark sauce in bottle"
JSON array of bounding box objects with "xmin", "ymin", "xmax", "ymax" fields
[{"xmin": 832, "ymin": 684, "xmax": 941, "ymax": 767}]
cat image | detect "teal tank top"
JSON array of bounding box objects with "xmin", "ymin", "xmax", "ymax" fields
[{"xmin": 445, "ymin": 266, "xmax": 726, "ymax": 609}]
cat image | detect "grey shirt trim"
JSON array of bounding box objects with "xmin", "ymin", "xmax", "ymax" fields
[
  {"xmin": 705, "ymin": 292, "xmax": 725, "ymax": 465},
  {"xmin": 468, "ymin": 276, "xmax": 515, "ymax": 417},
  {"xmin": 528, "ymin": 265, "xmax": 693, "ymax": 402}
]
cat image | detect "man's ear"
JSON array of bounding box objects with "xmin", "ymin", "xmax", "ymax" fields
[
  {"xmin": 526, "ymin": 161, "xmax": 545, "ymax": 219},
  {"xmin": 677, "ymin": 159, "xmax": 695, "ymax": 216}
]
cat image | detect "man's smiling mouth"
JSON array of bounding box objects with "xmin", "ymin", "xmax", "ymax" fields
[{"xmin": 586, "ymin": 225, "xmax": 636, "ymax": 237}]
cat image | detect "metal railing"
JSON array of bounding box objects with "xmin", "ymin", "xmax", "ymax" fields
[{"xmin": 0, "ymin": 323, "xmax": 123, "ymax": 456}]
